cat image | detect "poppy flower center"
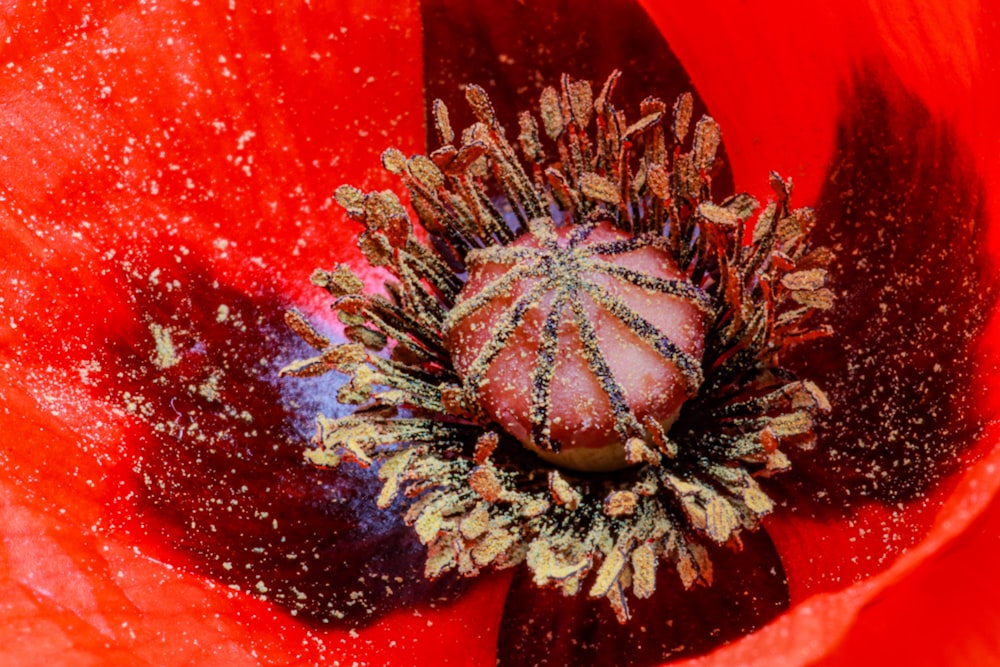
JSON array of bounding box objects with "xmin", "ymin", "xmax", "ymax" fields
[
  {"xmin": 445, "ymin": 218, "xmax": 706, "ymax": 471},
  {"xmin": 284, "ymin": 72, "xmax": 833, "ymax": 623}
]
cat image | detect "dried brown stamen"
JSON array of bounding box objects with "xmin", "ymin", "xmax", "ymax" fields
[{"xmin": 283, "ymin": 73, "xmax": 832, "ymax": 623}]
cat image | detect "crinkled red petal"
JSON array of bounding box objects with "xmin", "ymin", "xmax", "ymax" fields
[{"xmin": 0, "ymin": 0, "xmax": 505, "ymax": 663}]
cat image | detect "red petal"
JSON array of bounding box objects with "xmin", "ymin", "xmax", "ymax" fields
[
  {"xmin": 815, "ymin": 453, "xmax": 1000, "ymax": 667},
  {"xmin": 0, "ymin": 0, "xmax": 510, "ymax": 662},
  {"xmin": 0, "ymin": 0, "xmax": 425, "ymax": 293},
  {"xmin": 425, "ymin": 3, "xmax": 1000, "ymax": 665},
  {"xmin": 638, "ymin": 2, "xmax": 1000, "ymax": 665},
  {"xmin": 638, "ymin": 2, "xmax": 846, "ymax": 206},
  {"xmin": 662, "ymin": 435, "xmax": 1000, "ymax": 667}
]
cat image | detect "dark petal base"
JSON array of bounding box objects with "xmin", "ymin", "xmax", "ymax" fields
[
  {"xmin": 781, "ymin": 69, "xmax": 998, "ymax": 506},
  {"xmin": 496, "ymin": 528, "xmax": 787, "ymax": 667},
  {"xmin": 421, "ymin": 0, "xmax": 733, "ymax": 196},
  {"xmin": 94, "ymin": 245, "xmax": 467, "ymax": 627}
]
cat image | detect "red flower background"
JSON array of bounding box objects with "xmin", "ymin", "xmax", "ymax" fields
[{"xmin": 1, "ymin": 1, "xmax": 999, "ymax": 665}]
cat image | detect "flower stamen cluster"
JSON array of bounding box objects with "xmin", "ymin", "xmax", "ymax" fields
[{"xmin": 282, "ymin": 72, "xmax": 832, "ymax": 622}]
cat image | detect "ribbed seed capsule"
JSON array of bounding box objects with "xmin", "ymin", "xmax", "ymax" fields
[{"xmin": 445, "ymin": 218, "xmax": 707, "ymax": 471}]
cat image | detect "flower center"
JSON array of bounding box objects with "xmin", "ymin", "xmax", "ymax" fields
[
  {"xmin": 283, "ymin": 72, "xmax": 833, "ymax": 624},
  {"xmin": 446, "ymin": 217, "xmax": 707, "ymax": 471}
]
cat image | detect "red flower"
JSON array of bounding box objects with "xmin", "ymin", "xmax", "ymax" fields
[{"xmin": 2, "ymin": 1, "xmax": 999, "ymax": 665}]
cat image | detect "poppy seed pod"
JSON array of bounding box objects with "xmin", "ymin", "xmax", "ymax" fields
[{"xmin": 446, "ymin": 218, "xmax": 707, "ymax": 471}]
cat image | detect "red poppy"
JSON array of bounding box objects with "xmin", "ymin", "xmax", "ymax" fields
[{"xmin": 2, "ymin": 1, "xmax": 999, "ymax": 666}]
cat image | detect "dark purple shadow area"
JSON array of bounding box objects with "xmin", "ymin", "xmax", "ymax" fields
[
  {"xmin": 94, "ymin": 243, "xmax": 468, "ymax": 628},
  {"xmin": 420, "ymin": 0, "xmax": 734, "ymax": 196},
  {"xmin": 781, "ymin": 71, "xmax": 997, "ymax": 505},
  {"xmin": 496, "ymin": 529, "xmax": 787, "ymax": 667}
]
